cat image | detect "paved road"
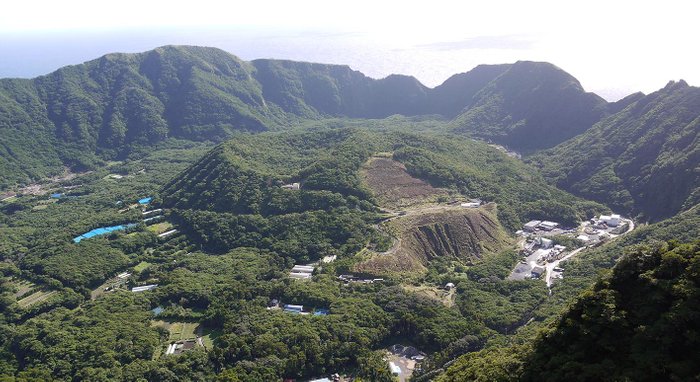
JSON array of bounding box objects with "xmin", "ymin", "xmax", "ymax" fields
[
  {"xmin": 544, "ymin": 218, "xmax": 636, "ymax": 290},
  {"xmin": 545, "ymin": 247, "xmax": 585, "ymax": 289}
]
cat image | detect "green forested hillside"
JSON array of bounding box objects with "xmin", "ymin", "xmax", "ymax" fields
[
  {"xmin": 522, "ymin": 241, "xmax": 700, "ymax": 381},
  {"xmin": 0, "ymin": 124, "xmax": 603, "ymax": 381},
  {"xmin": 0, "ymin": 46, "xmax": 283, "ymax": 188},
  {"xmin": 252, "ymin": 59, "xmax": 432, "ymax": 118},
  {"xmin": 532, "ymin": 80, "xmax": 700, "ymax": 221},
  {"xmin": 2, "ymin": 45, "xmax": 699, "ymax": 381},
  {"xmin": 1, "ymin": 46, "xmax": 615, "ymax": 188},
  {"xmin": 449, "ymin": 61, "xmax": 609, "ymax": 152},
  {"xmin": 162, "ymin": 127, "xmax": 606, "ymax": 234}
]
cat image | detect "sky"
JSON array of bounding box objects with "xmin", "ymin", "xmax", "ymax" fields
[{"xmin": 1, "ymin": 0, "xmax": 698, "ymax": 101}]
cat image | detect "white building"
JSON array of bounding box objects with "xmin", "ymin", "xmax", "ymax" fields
[
  {"xmin": 390, "ymin": 362, "xmax": 401, "ymax": 376},
  {"xmin": 523, "ymin": 220, "xmax": 542, "ymax": 232},
  {"xmin": 282, "ymin": 182, "xmax": 301, "ymax": 190},
  {"xmin": 538, "ymin": 221, "xmax": 559, "ymax": 231},
  {"xmin": 292, "ymin": 265, "xmax": 315, "ymax": 273},
  {"xmin": 599, "ymin": 214, "xmax": 621, "ymax": 227},
  {"xmin": 290, "ymin": 264, "xmax": 315, "ymax": 280},
  {"xmin": 132, "ymin": 284, "xmax": 158, "ymax": 292},
  {"xmin": 539, "ymin": 237, "xmax": 553, "ymax": 249}
]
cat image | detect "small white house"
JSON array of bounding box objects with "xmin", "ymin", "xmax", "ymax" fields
[
  {"xmin": 292, "ymin": 265, "xmax": 315, "ymax": 273},
  {"xmin": 132, "ymin": 284, "xmax": 158, "ymax": 292}
]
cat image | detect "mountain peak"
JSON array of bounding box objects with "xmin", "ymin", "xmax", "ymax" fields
[{"xmin": 664, "ymin": 79, "xmax": 689, "ymax": 91}]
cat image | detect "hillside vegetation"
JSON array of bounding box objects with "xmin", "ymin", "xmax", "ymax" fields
[
  {"xmin": 1, "ymin": 46, "xmax": 613, "ymax": 188},
  {"xmin": 162, "ymin": 128, "xmax": 605, "ymax": 239},
  {"xmin": 1, "ymin": 45, "xmax": 699, "ymax": 381},
  {"xmin": 438, "ymin": 240, "xmax": 700, "ymax": 382},
  {"xmin": 532, "ymin": 80, "xmax": 700, "ymax": 221},
  {"xmin": 436, "ymin": 206, "xmax": 700, "ymax": 381},
  {"xmin": 449, "ymin": 61, "xmax": 608, "ymax": 152}
]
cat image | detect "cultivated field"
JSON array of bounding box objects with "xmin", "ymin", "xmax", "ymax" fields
[
  {"xmin": 147, "ymin": 222, "xmax": 173, "ymax": 235},
  {"xmin": 10, "ymin": 278, "xmax": 36, "ymax": 299},
  {"xmin": 152, "ymin": 321, "xmax": 200, "ymax": 341},
  {"xmin": 17, "ymin": 290, "xmax": 57, "ymax": 308}
]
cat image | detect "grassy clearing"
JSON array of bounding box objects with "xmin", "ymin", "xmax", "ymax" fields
[
  {"xmin": 147, "ymin": 222, "xmax": 173, "ymax": 234},
  {"xmin": 152, "ymin": 321, "xmax": 199, "ymax": 341},
  {"xmin": 17, "ymin": 290, "xmax": 57, "ymax": 308},
  {"xmin": 201, "ymin": 328, "xmax": 222, "ymax": 349},
  {"xmin": 403, "ymin": 284, "xmax": 456, "ymax": 308},
  {"xmin": 134, "ymin": 261, "xmax": 152, "ymax": 273}
]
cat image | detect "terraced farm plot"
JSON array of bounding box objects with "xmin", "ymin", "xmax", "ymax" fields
[
  {"xmin": 200, "ymin": 328, "xmax": 221, "ymax": 349},
  {"xmin": 403, "ymin": 284, "xmax": 456, "ymax": 308},
  {"xmin": 17, "ymin": 290, "xmax": 57, "ymax": 308},
  {"xmin": 148, "ymin": 222, "xmax": 173, "ymax": 235},
  {"xmin": 10, "ymin": 279, "xmax": 36, "ymax": 299},
  {"xmin": 360, "ymin": 156, "xmax": 448, "ymax": 209}
]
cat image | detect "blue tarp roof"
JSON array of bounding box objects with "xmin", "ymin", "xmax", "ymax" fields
[{"xmin": 73, "ymin": 223, "xmax": 137, "ymax": 243}]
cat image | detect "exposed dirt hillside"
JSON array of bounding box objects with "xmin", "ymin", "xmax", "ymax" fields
[
  {"xmin": 360, "ymin": 155, "xmax": 448, "ymax": 209},
  {"xmin": 354, "ymin": 204, "xmax": 511, "ymax": 276}
]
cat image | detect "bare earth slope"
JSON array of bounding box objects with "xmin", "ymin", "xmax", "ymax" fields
[
  {"xmin": 360, "ymin": 156, "xmax": 448, "ymax": 209},
  {"xmin": 356, "ymin": 155, "xmax": 511, "ymax": 276},
  {"xmin": 355, "ymin": 205, "xmax": 511, "ymax": 276}
]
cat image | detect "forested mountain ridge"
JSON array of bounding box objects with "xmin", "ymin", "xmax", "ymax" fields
[
  {"xmin": 532, "ymin": 80, "xmax": 700, "ymax": 222},
  {"xmin": 0, "ymin": 46, "xmax": 283, "ymax": 188},
  {"xmin": 449, "ymin": 61, "xmax": 609, "ymax": 151},
  {"xmin": 1, "ymin": 45, "xmax": 614, "ymax": 188}
]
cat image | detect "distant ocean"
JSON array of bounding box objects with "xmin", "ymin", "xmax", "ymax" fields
[{"xmin": 0, "ymin": 27, "xmax": 631, "ymax": 100}]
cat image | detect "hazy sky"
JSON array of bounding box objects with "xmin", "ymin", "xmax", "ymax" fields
[{"xmin": 1, "ymin": 0, "xmax": 698, "ymax": 100}]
